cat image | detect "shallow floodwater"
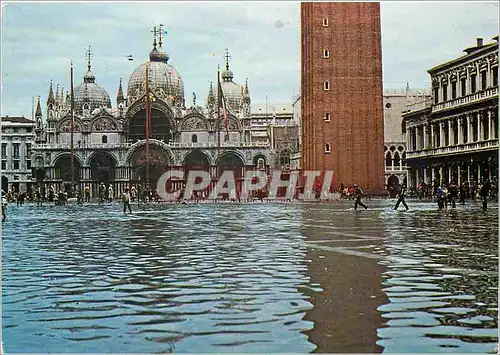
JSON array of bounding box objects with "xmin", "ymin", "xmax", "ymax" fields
[{"xmin": 2, "ymin": 199, "xmax": 498, "ymax": 353}]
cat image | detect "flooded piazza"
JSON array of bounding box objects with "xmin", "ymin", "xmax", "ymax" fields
[{"xmin": 2, "ymin": 199, "xmax": 498, "ymax": 353}]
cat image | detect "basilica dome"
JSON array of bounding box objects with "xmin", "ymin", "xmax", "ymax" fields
[
  {"xmin": 218, "ymin": 65, "xmax": 247, "ymax": 113},
  {"xmin": 74, "ymin": 70, "xmax": 112, "ymax": 114},
  {"xmin": 127, "ymin": 46, "xmax": 184, "ymax": 106}
]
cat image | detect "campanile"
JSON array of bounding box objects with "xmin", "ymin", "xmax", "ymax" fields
[{"xmin": 301, "ymin": 2, "xmax": 385, "ymax": 192}]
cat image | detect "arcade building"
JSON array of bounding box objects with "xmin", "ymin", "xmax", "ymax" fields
[
  {"xmin": 30, "ymin": 29, "xmax": 299, "ymax": 198},
  {"xmin": 403, "ymin": 37, "xmax": 498, "ymax": 188}
]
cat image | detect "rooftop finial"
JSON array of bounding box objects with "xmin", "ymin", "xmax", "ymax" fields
[
  {"xmin": 151, "ymin": 25, "xmax": 158, "ymax": 49},
  {"xmin": 158, "ymin": 23, "xmax": 164, "ymax": 48},
  {"xmin": 86, "ymin": 45, "xmax": 93, "ymax": 72},
  {"xmin": 35, "ymin": 95, "xmax": 42, "ymax": 117},
  {"xmin": 224, "ymin": 48, "xmax": 231, "ymax": 71},
  {"xmin": 47, "ymin": 79, "xmax": 55, "ymax": 105}
]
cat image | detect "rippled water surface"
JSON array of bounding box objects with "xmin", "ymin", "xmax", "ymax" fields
[{"xmin": 2, "ymin": 199, "xmax": 498, "ymax": 353}]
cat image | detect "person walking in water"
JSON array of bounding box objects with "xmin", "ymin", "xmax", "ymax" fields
[
  {"xmin": 122, "ymin": 188, "xmax": 132, "ymax": 213},
  {"xmin": 393, "ymin": 183, "xmax": 409, "ymax": 211},
  {"xmin": 2, "ymin": 197, "xmax": 7, "ymax": 222},
  {"xmin": 84, "ymin": 184, "xmax": 91, "ymax": 203},
  {"xmin": 108, "ymin": 185, "xmax": 114, "ymax": 202},
  {"xmin": 353, "ymin": 184, "xmax": 368, "ymax": 210},
  {"xmin": 479, "ymin": 178, "xmax": 491, "ymax": 211}
]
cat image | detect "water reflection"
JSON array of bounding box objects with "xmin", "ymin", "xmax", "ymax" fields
[
  {"xmin": 3, "ymin": 203, "xmax": 315, "ymax": 353},
  {"xmin": 2, "ymin": 200, "xmax": 498, "ymax": 353},
  {"xmin": 378, "ymin": 201, "xmax": 498, "ymax": 353},
  {"xmin": 301, "ymin": 204, "xmax": 388, "ymax": 353}
]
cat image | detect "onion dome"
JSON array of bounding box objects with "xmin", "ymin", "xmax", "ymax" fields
[
  {"xmin": 74, "ymin": 47, "xmax": 112, "ymax": 114},
  {"xmin": 127, "ymin": 41, "xmax": 184, "ymax": 105},
  {"xmin": 218, "ymin": 49, "xmax": 245, "ymax": 112}
]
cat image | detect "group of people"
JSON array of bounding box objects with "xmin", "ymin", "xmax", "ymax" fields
[
  {"xmin": 416, "ymin": 179, "xmax": 498, "ymax": 201},
  {"xmin": 0, "ymin": 177, "xmax": 497, "ymax": 219},
  {"xmin": 389, "ymin": 178, "xmax": 494, "ymax": 211}
]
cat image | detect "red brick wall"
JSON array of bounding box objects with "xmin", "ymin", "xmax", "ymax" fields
[{"xmin": 301, "ymin": 2, "xmax": 385, "ymax": 193}]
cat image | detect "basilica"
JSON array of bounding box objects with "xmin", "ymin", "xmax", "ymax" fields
[{"xmin": 30, "ymin": 29, "xmax": 299, "ymax": 197}]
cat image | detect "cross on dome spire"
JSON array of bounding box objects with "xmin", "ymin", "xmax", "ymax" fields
[
  {"xmin": 86, "ymin": 45, "xmax": 93, "ymax": 72},
  {"xmin": 158, "ymin": 23, "xmax": 164, "ymax": 48},
  {"xmin": 224, "ymin": 48, "xmax": 231, "ymax": 70},
  {"xmin": 151, "ymin": 26, "xmax": 158, "ymax": 48}
]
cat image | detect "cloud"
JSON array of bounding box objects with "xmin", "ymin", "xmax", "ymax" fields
[{"xmin": 1, "ymin": 2, "xmax": 498, "ymax": 116}]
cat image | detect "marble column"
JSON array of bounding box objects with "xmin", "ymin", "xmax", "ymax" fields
[
  {"xmin": 458, "ymin": 116, "xmax": 464, "ymax": 144},
  {"xmin": 423, "ymin": 167, "xmax": 428, "ymax": 184},
  {"xmin": 448, "ymin": 165, "xmax": 452, "ymax": 184},
  {"xmin": 440, "ymin": 122, "xmax": 445, "ymax": 147},
  {"xmin": 467, "ymin": 163, "xmax": 471, "ymax": 183},
  {"xmin": 431, "ymin": 167, "xmax": 435, "ymax": 184},
  {"xmin": 430, "ymin": 124, "xmax": 435, "ymax": 148},
  {"xmin": 468, "ymin": 114, "xmax": 474, "ymax": 143},
  {"xmin": 477, "ymin": 112, "xmax": 483, "ymax": 142},
  {"xmin": 448, "ymin": 119, "xmax": 454, "ymax": 146},
  {"xmin": 416, "ymin": 126, "xmax": 421, "ymax": 150},
  {"xmin": 458, "ymin": 165, "xmax": 461, "ymax": 185},
  {"xmin": 488, "ymin": 110, "xmax": 493, "ymax": 140},
  {"xmin": 423, "ymin": 124, "xmax": 427, "ymax": 149}
]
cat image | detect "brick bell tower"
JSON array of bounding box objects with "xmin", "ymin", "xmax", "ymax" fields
[{"xmin": 301, "ymin": 2, "xmax": 385, "ymax": 193}]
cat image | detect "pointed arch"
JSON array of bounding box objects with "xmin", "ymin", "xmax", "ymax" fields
[
  {"xmin": 393, "ymin": 151, "xmax": 400, "ymax": 168},
  {"xmin": 385, "ymin": 151, "xmax": 392, "ymax": 167}
]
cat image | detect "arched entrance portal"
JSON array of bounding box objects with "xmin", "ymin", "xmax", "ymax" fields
[
  {"xmin": 217, "ymin": 152, "xmax": 245, "ymax": 200},
  {"xmin": 184, "ymin": 150, "xmax": 211, "ymax": 199},
  {"xmin": 184, "ymin": 150, "xmax": 211, "ymax": 169},
  {"xmin": 54, "ymin": 154, "xmax": 82, "ymax": 195},
  {"xmin": 218, "ymin": 152, "xmax": 244, "ymax": 177},
  {"xmin": 128, "ymin": 108, "xmax": 173, "ymax": 143},
  {"xmin": 89, "ymin": 152, "xmax": 117, "ymax": 184},
  {"xmin": 130, "ymin": 145, "xmax": 171, "ymax": 189}
]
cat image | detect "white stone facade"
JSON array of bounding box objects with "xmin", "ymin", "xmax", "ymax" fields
[
  {"xmin": 403, "ymin": 37, "xmax": 499, "ymax": 189},
  {"xmin": 1, "ymin": 116, "xmax": 36, "ymax": 193}
]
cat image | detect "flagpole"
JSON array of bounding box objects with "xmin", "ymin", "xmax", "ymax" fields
[
  {"xmin": 145, "ymin": 61, "xmax": 151, "ymax": 187},
  {"xmin": 217, "ymin": 64, "xmax": 221, "ymax": 177},
  {"xmin": 70, "ymin": 59, "xmax": 75, "ymax": 189}
]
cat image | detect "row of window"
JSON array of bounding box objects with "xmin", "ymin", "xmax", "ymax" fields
[
  {"xmin": 1, "ymin": 160, "xmax": 31, "ymax": 170},
  {"xmin": 434, "ymin": 67, "xmax": 498, "ymax": 104},
  {"xmin": 1, "ymin": 128, "xmax": 33, "ymax": 133},
  {"xmin": 1, "ymin": 143, "xmax": 25, "ymax": 159}
]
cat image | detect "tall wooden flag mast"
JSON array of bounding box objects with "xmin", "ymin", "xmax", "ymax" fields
[
  {"xmin": 145, "ymin": 26, "xmax": 157, "ymax": 187},
  {"xmin": 217, "ymin": 63, "xmax": 221, "ymax": 176},
  {"xmin": 70, "ymin": 58, "xmax": 75, "ymax": 189},
  {"xmin": 145, "ymin": 61, "xmax": 151, "ymax": 186}
]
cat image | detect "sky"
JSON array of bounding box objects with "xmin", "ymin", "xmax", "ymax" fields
[{"xmin": 1, "ymin": 1, "xmax": 498, "ymax": 117}]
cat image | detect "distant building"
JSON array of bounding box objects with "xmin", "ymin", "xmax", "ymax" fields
[
  {"xmin": 383, "ymin": 87, "xmax": 431, "ymax": 190},
  {"xmin": 301, "ymin": 2, "xmax": 385, "ymax": 192},
  {"xmin": 1, "ymin": 116, "xmax": 36, "ymax": 193},
  {"xmin": 403, "ymin": 37, "xmax": 498, "ymax": 188},
  {"xmin": 28, "ymin": 29, "xmax": 299, "ymax": 197}
]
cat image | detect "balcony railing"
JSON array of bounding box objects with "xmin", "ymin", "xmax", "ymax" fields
[
  {"xmin": 432, "ymin": 86, "xmax": 498, "ymax": 113},
  {"xmin": 33, "ymin": 140, "xmax": 271, "ymax": 150},
  {"xmin": 385, "ymin": 166, "xmax": 408, "ymax": 172},
  {"xmin": 406, "ymin": 139, "xmax": 498, "ymax": 159}
]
